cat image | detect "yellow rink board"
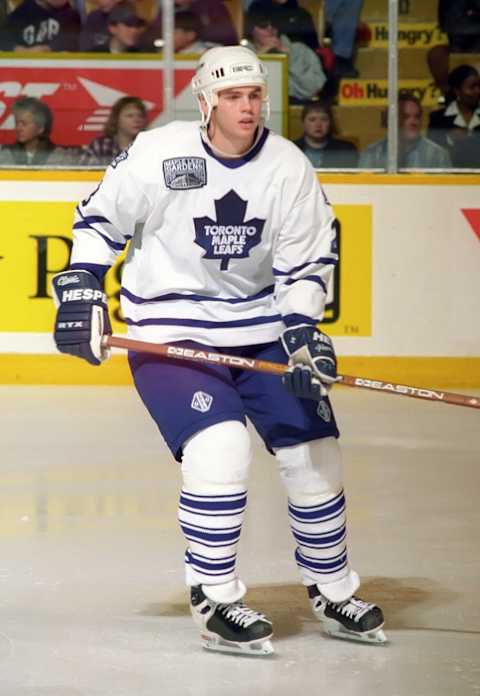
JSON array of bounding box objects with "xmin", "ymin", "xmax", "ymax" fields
[{"xmin": 1, "ymin": 170, "xmax": 479, "ymax": 386}]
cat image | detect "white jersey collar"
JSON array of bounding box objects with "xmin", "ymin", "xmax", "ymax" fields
[{"xmin": 199, "ymin": 125, "xmax": 269, "ymax": 169}]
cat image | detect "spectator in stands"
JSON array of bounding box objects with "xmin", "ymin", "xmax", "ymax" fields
[
  {"xmin": 0, "ymin": 0, "xmax": 81, "ymax": 51},
  {"xmin": 79, "ymin": 0, "xmax": 123, "ymax": 52},
  {"xmin": 325, "ymin": 0, "xmax": 363, "ymax": 78},
  {"xmin": 294, "ymin": 101, "xmax": 358, "ymax": 168},
  {"xmin": 428, "ymin": 65, "xmax": 480, "ymax": 152},
  {"xmin": 140, "ymin": 0, "xmax": 237, "ymax": 52},
  {"xmin": 175, "ymin": 0, "xmax": 237, "ymax": 44},
  {"xmin": 427, "ymin": 0, "xmax": 480, "ymax": 95},
  {"xmin": 98, "ymin": 2, "xmax": 147, "ymax": 53},
  {"xmin": 246, "ymin": 0, "xmax": 319, "ymax": 51},
  {"xmin": 359, "ymin": 93, "xmax": 452, "ymax": 169},
  {"xmin": 246, "ymin": 13, "xmax": 327, "ymax": 103},
  {"xmin": 80, "ymin": 96, "xmax": 147, "ymax": 167},
  {"xmin": 0, "ymin": 97, "xmax": 69, "ymax": 166},
  {"xmin": 173, "ymin": 10, "xmax": 217, "ymax": 53}
]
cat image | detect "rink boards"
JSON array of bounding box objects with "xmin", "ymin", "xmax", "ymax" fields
[{"xmin": 0, "ymin": 171, "xmax": 479, "ymax": 387}]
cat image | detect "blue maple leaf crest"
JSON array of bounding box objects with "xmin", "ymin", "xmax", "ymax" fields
[{"xmin": 193, "ymin": 189, "xmax": 265, "ymax": 270}]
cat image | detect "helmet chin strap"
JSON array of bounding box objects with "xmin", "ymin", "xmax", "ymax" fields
[{"xmin": 199, "ymin": 90, "xmax": 218, "ymax": 129}]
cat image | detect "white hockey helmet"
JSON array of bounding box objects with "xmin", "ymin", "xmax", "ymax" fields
[{"xmin": 191, "ymin": 45, "xmax": 269, "ymax": 126}]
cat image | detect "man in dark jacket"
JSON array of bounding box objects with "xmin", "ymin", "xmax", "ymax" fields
[{"xmin": 0, "ymin": 0, "xmax": 81, "ymax": 51}]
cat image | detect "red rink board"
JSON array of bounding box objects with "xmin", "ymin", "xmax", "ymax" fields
[{"xmin": 0, "ymin": 60, "xmax": 195, "ymax": 146}]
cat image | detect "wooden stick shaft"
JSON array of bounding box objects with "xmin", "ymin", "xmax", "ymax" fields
[{"xmin": 105, "ymin": 335, "xmax": 480, "ymax": 410}]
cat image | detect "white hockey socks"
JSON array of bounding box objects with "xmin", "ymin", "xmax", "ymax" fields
[
  {"xmin": 276, "ymin": 437, "xmax": 357, "ymax": 595},
  {"xmin": 179, "ymin": 421, "xmax": 251, "ymax": 597}
]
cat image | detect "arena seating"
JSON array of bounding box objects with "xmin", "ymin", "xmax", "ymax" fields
[{"xmin": 289, "ymin": 0, "xmax": 480, "ymax": 151}]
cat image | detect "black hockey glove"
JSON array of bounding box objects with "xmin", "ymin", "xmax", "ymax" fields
[
  {"xmin": 280, "ymin": 324, "xmax": 338, "ymax": 400},
  {"xmin": 52, "ymin": 270, "xmax": 111, "ymax": 366}
]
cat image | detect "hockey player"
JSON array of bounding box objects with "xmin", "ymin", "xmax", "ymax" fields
[{"xmin": 52, "ymin": 45, "xmax": 386, "ymax": 655}]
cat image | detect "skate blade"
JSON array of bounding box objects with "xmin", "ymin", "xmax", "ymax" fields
[
  {"xmin": 322, "ymin": 621, "xmax": 388, "ymax": 645},
  {"xmin": 201, "ymin": 633, "xmax": 274, "ymax": 656}
]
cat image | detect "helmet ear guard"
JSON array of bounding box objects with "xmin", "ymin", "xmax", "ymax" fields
[{"xmin": 191, "ymin": 46, "xmax": 270, "ymax": 127}]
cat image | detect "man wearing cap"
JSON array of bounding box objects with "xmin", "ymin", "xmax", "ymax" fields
[
  {"xmin": 80, "ymin": 0, "xmax": 123, "ymax": 52},
  {"xmin": 88, "ymin": 1, "xmax": 146, "ymax": 53}
]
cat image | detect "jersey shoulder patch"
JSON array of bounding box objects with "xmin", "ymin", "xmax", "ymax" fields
[{"xmin": 163, "ymin": 157, "xmax": 207, "ymax": 190}]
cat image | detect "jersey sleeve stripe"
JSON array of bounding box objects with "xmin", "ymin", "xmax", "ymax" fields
[
  {"xmin": 74, "ymin": 206, "xmax": 131, "ymax": 251},
  {"xmin": 73, "ymin": 214, "xmax": 111, "ymax": 225},
  {"xmin": 272, "ymin": 256, "xmax": 337, "ymax": 277},
  {"xmin": 284, "ymin": 275, "xmax": 327, "ymax": 293}
]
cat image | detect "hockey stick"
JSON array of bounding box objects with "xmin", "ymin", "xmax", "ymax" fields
[{"xmin": 104, "ymin": 335, "xmax": 480, "ymax": 410}]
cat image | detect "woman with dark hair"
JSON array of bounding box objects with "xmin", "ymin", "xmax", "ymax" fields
[
  {"xmin": 80, "ymin": 96, "xmax": 147, "ymax": 167},
  {"xmin": 0, "ymin": 96, "xmax": 68, "ymax": 166},
  {"xmin": 294, "ymin": 101, "xmax": 358, "ymax": 168},
  {"xmin": 427, "ymin": 64, "xmax": 480, "ymax": 151}
]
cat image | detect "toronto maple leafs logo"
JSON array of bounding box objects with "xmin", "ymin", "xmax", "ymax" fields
[{"xmin": 193, "ymin": 190, "xmax": 265, "ymax": 270}]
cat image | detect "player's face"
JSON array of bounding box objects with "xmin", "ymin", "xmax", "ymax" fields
[
  {"xmin": 399, "ymin": 100, "xmax": 422, "ymax": 141},
  {"xmin": 117, "ymin": 104, "xmax": 146, "ymax": 139},
  {"xmin": 211, "ymin": 86, "xmax": 263, "ymax": 149},
  {"xmin": 303, "ymin": 110, "xmax": 331, "ymax": 142},
  {"xmin": 15, "ymin": 110, "xmax": 43, "ymax": 144}
]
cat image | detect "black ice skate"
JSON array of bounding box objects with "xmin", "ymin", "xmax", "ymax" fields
[
  {"xmin": 308, "ymin": 585, "xmax": 387, "ymax": 644},
  {"xmin": 190, "ymin": 585, "xmax": 274, "ymax": 656}
]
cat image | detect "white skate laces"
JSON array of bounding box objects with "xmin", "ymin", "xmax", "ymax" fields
[
  {"xmin": 190, "ymin": 586, "xmax": 274, "ymax": 656},
  {"xmin": 330, "ymin": 597, "xmax": 374, "ymax": 623},
  {"xmin": 218, "ymin": 602, "xmax": 267, "ymax": 628},
  {"xmin": 308, "ymin": 585, "xmax": 387, "ymax": 645}
]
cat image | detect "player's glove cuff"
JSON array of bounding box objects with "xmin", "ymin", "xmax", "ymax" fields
[
  {"xmin": 280, "ymin": 323, "xmax": 338, "ymax": 391},
  {"xmin": 52, "ymin": 270, "xmax": 111, "ymax": 366}
]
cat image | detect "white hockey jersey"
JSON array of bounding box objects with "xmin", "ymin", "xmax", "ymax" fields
[{"xmin": 71, "ymin": 121, "xmax": 338, "ymax": 347}]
